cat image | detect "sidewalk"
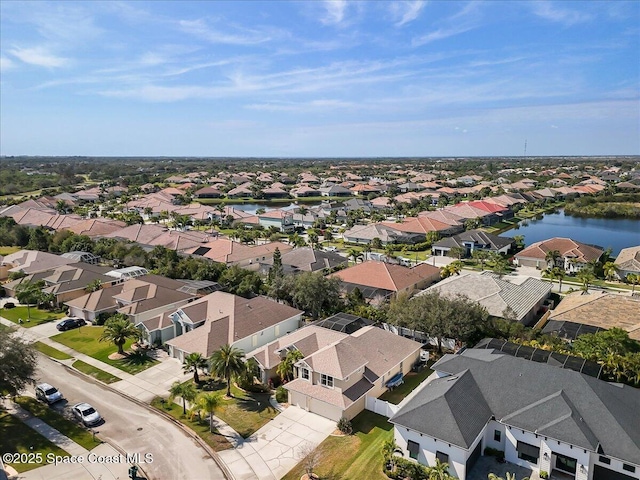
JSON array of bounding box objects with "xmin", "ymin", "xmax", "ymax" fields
[
  {"xmin": 2, "ymin": 399, "xmax": 130, "ymax": 480},
  {"xmin": 0, "ymin": 316, "xmax": 191, "ymax": 403}
]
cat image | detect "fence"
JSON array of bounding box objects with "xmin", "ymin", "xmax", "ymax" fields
[{"xmin": 365, "ymin": 396, "xmax": 399, "ymax": 418}]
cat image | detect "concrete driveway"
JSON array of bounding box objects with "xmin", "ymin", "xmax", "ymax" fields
[{"xmin": 218, "ymin": 406, "xmax": 336, "ymax": 480}]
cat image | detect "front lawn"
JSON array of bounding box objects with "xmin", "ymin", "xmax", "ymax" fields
[
  {"xmin": 14, "ymin": 397, "xmax": 102, "ymax": 451},
  {"xmin": 72, "ymin": 360, "xmax": 121, "ymax": 384},
  {"xmin": 379, "ymin": 364, "xmax": 434, "ymax": 405},
  {"xmin": 0, "ymin": 410, "xmax": 70, "ymax": 473},
  {"xmin": 52, "ymin": 325, "xmax": 157, "ymax": 374},
  {"xmin": 192, "ymin": 378, "xmax": 278, "ymax": 438},
  {"xmin": 0, "ymin": 306, "xmax": 65, "ymax": 327},
  {"xmin": 150, "ymin": 397, "xmax": 231, "ymax": 452},
  {"xmin": 282, "ymin": 410, "xmax": 393, "ymax": 480},
  {"xmin": 34, "ymin": 341, "xmax": 73, "ymax": 360}
]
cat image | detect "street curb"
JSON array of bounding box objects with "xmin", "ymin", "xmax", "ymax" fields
[{"xmin": 42, "ymin": 354, "xmax": 235, "ymax": 480}]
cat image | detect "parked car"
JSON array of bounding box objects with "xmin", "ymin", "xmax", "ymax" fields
[
  {"xmin": 35, "ymin": 383, "xmax": 64, "ymax": 404},
  {"xmin": 3, "ymin": 302, "xmax": 15, "ymax": 309},
  {"xmin": 72, "ymin": 403, "xmax": 102, "ymax": 427},
  {"xmin": 56, "ymin": 317, "xmax": 85, "ymax": 331}
]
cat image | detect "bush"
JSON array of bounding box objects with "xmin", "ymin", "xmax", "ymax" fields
[
  {"xmin": 275, "ymin": 386, "xmax": 288, "ymax": 403},
  {"xmin": 337, "ymin": 417, "xmax": 353, "ymax": 435},
  {"xmin": 540, "ymin": 472, "xmax": 549, "ymax": 479}
]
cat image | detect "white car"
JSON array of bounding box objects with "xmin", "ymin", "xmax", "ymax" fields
[
  {"xmin": 72, "ymin": 402, "xmax": 102, "ymax": 427},
  {"xmin": 35, "ymin": 383, "xmax": 64, "ymax": 404}
]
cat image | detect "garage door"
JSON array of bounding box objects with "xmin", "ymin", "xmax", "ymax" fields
[
  {"xmin": 466, "ymin": 441, "xmax": 482, "ymax": 473},
  {"xmin": 594, "ymin": 465, "xmax": 637, "ymax": 480}
]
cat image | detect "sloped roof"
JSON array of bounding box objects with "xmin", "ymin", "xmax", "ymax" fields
[
  {"xmin": 391, "ymin": 349, "xmax": 640, "ymax": 464},
  {"xmin": 328, "ymin": 261, "xmax": 440, "ymax": 293},
  {"xmin": 515, "ymin": 237, "xmax": 604, "ymax": 262},
  {"xmin": 615, "ymin": 245, "xmax": 640, "ymax": 273}
]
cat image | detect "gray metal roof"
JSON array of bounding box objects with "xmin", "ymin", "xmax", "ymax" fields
[{"xmin": 390, "ymin": 349, "xmax": 640, "ymax": 464}]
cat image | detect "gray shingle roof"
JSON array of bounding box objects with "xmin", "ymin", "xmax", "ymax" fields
[{"xmin": 391, "ymin": 349, "xmax": 640, "ymax": 463}]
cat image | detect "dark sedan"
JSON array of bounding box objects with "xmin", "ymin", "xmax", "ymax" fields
[{"xmin": 56, "ymin": 318, "xmax": 86, "ymax": 331}]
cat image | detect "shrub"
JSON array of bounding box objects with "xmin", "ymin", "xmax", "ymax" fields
[
  {"xmin": 540, "ymin": 472, "xmax": 549, "ymax": 479},
  {"xmin": 337, "ymin": 417, "xmax": 353, "ymax": 435},
  {"xmin": 275, "ymin": 386, "xmax": 288, "ymax": 403}
]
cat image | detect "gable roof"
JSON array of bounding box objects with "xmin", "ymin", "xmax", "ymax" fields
[{"xmin": 391, "ymin": 349, "xmax": 640, "ymax": 463}]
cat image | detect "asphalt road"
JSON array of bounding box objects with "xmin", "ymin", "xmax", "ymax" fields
[{"xmin": 31, "ymin": 355, "xmax": 227, "ymax": 480}]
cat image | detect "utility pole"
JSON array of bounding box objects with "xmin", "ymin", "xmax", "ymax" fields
[{"xmin": 524, "ymin": 139, "xmax": 527, "ymax": 158}]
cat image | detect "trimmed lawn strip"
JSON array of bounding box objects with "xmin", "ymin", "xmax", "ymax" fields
[
  {"xmin": 0, "ymin": 306, "xmax": 65, "ymax": 327},
  {"xmin": 190, "ymin": 378, "xmax": 278, "ymax": 438},
  {"xmin": 0, "ymin": 246, "xmax": 20, "ymax": 255},
  {"xmin": 150, "ymin": 397, "xmax": 231, "ymax": 452},
  {"xmin": 282, "ymin": 410, "xmax": 392, "ymax": 480},
  {"xmin": 0, "ymin": 410, "xmax": 70, "ymax": 473},
  {"xmin": 34, "ymin": 341, "xmax": 73, "ymax": 360},
  {"xmin": 14, "ymin": 397, "xmax": 102, "ymax": 451},
  {"xmin": 53, "ymin": 326, "xmax": 157, "ymax": 374},
  {"xmin": 72, "ymin": 359, "xmax": 120, "ymax": 384},
  {"xmin": 378, "ymin": 365, "xmax": 434, "ymax": 405}
]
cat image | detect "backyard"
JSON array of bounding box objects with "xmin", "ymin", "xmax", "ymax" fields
[
  {"xmin": 379, "ymin": 363, "xmax": 434, "ymax": 404},
  {"xmin": 0, "ymin": 306, "xmax": 65, "ymax": 327},
  {"xmin": 282, "ymin": 410, "xmax": 393, "ymax": 480},
  {"xmin": 52, "ymin": 325, "xmax": 157, "ymax": 374},
  {"xmin": 0, "ymin": 409, "xmax": 70, "ymax": 473}
]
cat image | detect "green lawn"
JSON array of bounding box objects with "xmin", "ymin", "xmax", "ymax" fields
[
  {"xmin": 191, "ymin": 378, "xmax": 278, "ymax": 438},
  {"xmin": 34, "ymin": 341, "xmax": 73, "ymax": 360},
  {"xmin": 72, "ymin": 359, "xmax": 121, "ymax": 384},
  {"xmin": 0, "ymin": 410, "xmax": 70, "ymax": 473},
  {"xmin": 0, "ymin": 245, "xmax": 20, "ymax": 255},
  {"xmin": 282, "ymin": 410, "xmax": 393, "ymax": 480},
  {"xmin": 150, "ymin": 397, "xmax": 231, "ymax": 452},
  {"xmin": 379, "ymin": 365, "xmax": 434, "ymax": 405},
  {"xmin": 14, "ymin": 397, "xmax": 102, "ymax": 451},
  {"xmin": 0, "ymin": 306, "xmax": 66, "ymax": 327},
  {"xmin": 53, "ymin": 326, "xmax": 157, "ymax": 374}
]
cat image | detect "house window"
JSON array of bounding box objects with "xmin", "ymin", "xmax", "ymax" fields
[
  {"xmin": 320, "ymin": 374, "xmax": 334, "ymax": 388},
  {"xmin": 623, "ymin": 465, "xmax": 636, "ymax": 473},
  {"xmin": 436, "ymin": 451, "xmax": 449, "ymax": 464},
  {"xmin": 598, "ymin": 456, "xmax": 610, "ymax": 465},
  {"xmin": 494, "ymin": 430, "xmax": 501, "ymax": 442},
  {"xmin": 407, "ymin": 440, "xmax": 419, "ymax": 460},
  {"xmin": 301, "ymin": 368, "xmax": 309, "ymax": 380},
  {"xmin": 516, "ymin": 441, "xmax": 540, "ymax": 464},
  {"xmin": 555, "ymin": 453, "xmax": 577, "ymax": 474}
]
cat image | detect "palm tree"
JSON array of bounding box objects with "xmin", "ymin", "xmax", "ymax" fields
[
  {"xmin": 99, "ymin": 316, "xmax": 141, "ymax": 355},
  {"xmin": 347, "ymin": 248, "xmax": 363, "ymax": 264},
  {"xmin": 194, "ymin": 393, "xmax": 222, "ymax": 433},
  {"xmin": 183, "ymin": 352, "xmax": 208, "ymax": 384},
  {"xmin": 626, "ymin": 273, "xmax": 640, "ymax": 294},
  {"xmin": 602, "ymin": 261, "xmax": 618, "ymax": 282},
  {"xmin": 15, "ymin": 281, "xmax": 45, "ymax": 320},
  {"xmin": 448, "ymin": 260, "xmax": 463, "ymax": 276},
  {"xmin": 276, "ymin": 349, "xmax": 304, "ymax": 382},
  {"xmin": 545, "ymin": 249, "xmax": 561, "ymax": 268},
  {"xmin": 426, "ymin": 459, "xmax": 451, "ymax": 480},
  {"xmin": 552, "ymin": 266, "xmax": 565, "ymax": 293},
  {"xmin": 576, "ymin": 268, "xmax": 596, "ymax": 293},
  {"xmin": 168, "ymin": 381, "xmax": 198, "ymax": 415},
  {"xmin": 209, "ymin": 344, "xmax": 245, "ymax": 398},
  {"xmin": 84, "ymin": 279, "xmax": 103, "ymax": 293},
  {"xmin": 448, "ymin": 246, "xmax": 466, "ymax": 260},
  {"xmin": 471, "ymin": 250, "xmax": 491, "ymax": 270}
]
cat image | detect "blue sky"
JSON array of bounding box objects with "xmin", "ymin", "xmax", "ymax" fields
[{"xmin": 1, "ymin": 1, "xmax": 638, "ymax": 157}]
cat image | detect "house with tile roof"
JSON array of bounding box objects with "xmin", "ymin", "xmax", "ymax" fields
[
  {"xmin": 342, "ymin": 224, "xmax": 424, "ymax": 246},
  {"xmin": 165, "ymin": 292, "xmax": 303, "ymax": 362},
  {"xmin": 390, "ymin": 348, "xmax": 640, "ymax": 480},
  {"xmin": 0, "ymin": 249, "xmax": 77, "ymax": 280},
  {"xmin": 328, "ymin": 261, "xmax": 441, "ymax": 304},
  {"xmin": 248, "ymin": 325, "xmax": 421, "ymax": 421},
  {"xmin": 431, "ymin": 230, "xmax": 515, "ymax": 257},
  {"xmin": 541, "ymin": 291, "xmax": 640, "ymax": 341},
  {"xmin": 614, "ymin": 246, "xmax": 640, "ymax": 279},
  {"xmin": 422, "ymin": 271, "xmax": 551, "ymax": 325},
  {"xmin": 514, "ymin": 238, "xmax": 604, "ymax": 273},
  {"xmin": 185, "ymin": 238, "xmax": 293, "ymax": 268},
  {"xmin": 258, "ymin": 247, "xmax": 347, "ymax": 275},
  {"xmin": 381, "ymin": 216, "xmax": 464, "ymax": 237}
]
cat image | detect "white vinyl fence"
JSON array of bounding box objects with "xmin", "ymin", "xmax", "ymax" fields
[{"xmin": 365, "ymin": 396, "xmax": 399, "ymax": 418}]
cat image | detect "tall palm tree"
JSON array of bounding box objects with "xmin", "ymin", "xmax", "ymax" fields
[
  {"xmin": 551, "ymin": 266, "xmax": 565, "ymax": 293},
  {"xmin": 602, "ymin": 262, "xmax": 618, "ymax": 282},
  {"xmin": 15, "ymin": 281, "xmax": 44, "ymax": 320},
  {"xmin": 576, "ymin": 268, "xmax": 596, "ymax": 293},
  {"xmin": 276, "ymin": 349, "xmax": 304, "ymax": 382},
  {"xmin": 183, "ymin": 352, "xmax": 208, "ymax": 384},
  {"xmin": 209, "ymin": 344, "xmax": 245, "ymax": 398},
  {"xmin": 194, "ymin": 393, "xmax": 222, "ymax": 433},
  {"xmin": 99, "ymin": 316, "xmax": 141, "ymax": 355},
  {"xmin": 626, "ymin": 273, "xmax": 640, "ymax": 294},
  {"xmin": 168, "ymin": 381, "xmax": 197, "ymax": 415},
  {"xmin": 545, "ymin": 249, "xmax": 561, "ymax": 268}
]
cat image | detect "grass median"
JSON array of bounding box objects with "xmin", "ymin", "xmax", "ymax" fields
[
  {"xmin": 72, "ymin": 359, "xmax": 120, "ymax": 384},
  {"xmin": 14, "ymin": 397, "xmax": 102, "ymax": 451},
  {"xmin": 34, "ymin": 341, "xmax": 73, "ymax": 360}
]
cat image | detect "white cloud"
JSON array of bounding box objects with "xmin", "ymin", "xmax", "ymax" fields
[
  {"xmin": 9, "ymin": 46, "xmax": 70, "ymax": 68},
  {"xmin": 412, "ymin": 25, "xmax": 475, "ymax": 46},
  {"xmin": 531, "ymin": 1, "xmax": 593, "ymax": 26},
  {"xmin": 179, "ymin": 19, "xmax": 274, "ymax": 45},
  {"xmin": 393, "ymin": 1, "xmax": 426, "ymax": 27},
  {"xmin": 412, "ymin": 2, "xmax": 482, "ymax": 46},
  {"xmin": 321, "ymin": 0, "xmax": 348, "ymax": 25},
  {"xmin": 0, "ymin": 56, "xmax": 16, "ymax": 71}
]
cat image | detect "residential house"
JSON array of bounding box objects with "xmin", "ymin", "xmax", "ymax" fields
[
  {"xmin": 0, "ymin": 250, "xmax": 76, "ymax": 280},
  {"xmin": 390, "ymin": 347, "xmax": 640, "ymax": 480},
  {"xmin": 328, "ymin": 261, "xmax": 441, "ymax": 304},
  {"xmin": 194, "ymin": 186, "xmax": 223, "ymax": 199},
  {"xmin": 431, "ymin": 230, "xmax": 514, "ymax": 257},
  {"xmin": 165, "ymin": 292, "xmax": 303, "ymax": 362},
  {"xmin": 514, "ymin": 238, "xmax": 604, "ymax": 273},
  {"xmin": 382, "ymin": 216, "xmax": 464, "ymax": 238},
  {"xmin": 258, "ymin": 247, "xmax": 347, "ymax": 275},
  {"xmin": 39, "ymin": 263, "xmax": 116, "ymax": 305},
  {"xmin": 541, "ymin": 292, "xmax": 640, "ymax": 341},
  {"xmin": 256, "ymin": 209, "xmax": 295, "ymax": 232},
  {"xmin": 342, "ymin": 224, "xmax": 424, "ymax": 245},
  {"xmin": 421, "ymin": 272, "xmax": 551, "ymax": 325},
  {"xmin": 614, "ymin": 246, "xmax": 640, "ymax": 279},
  {"xmin": 185, "ymin": 238, "xmax": 293, "ymax": 268},
  {"xmin": 319, "ymin": 185, "xmax": 352, "ymax": 197},
  {"xmin": 312, "ymin": 312, "xmax": 374, "ymax": 334}
]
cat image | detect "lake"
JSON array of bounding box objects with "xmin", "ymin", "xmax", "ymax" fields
[{"xmin": 507, "ymin": 210, "xmax": 639, "ymax": 256}]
